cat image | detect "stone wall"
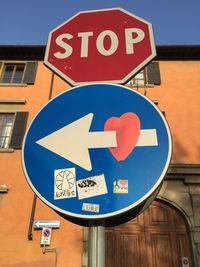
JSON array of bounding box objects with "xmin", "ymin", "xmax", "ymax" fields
[{"xmin": 159, "ymin": 164, "xmax": 200, "ymax": 267}]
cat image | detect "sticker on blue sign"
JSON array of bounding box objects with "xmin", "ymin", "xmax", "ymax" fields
[
  {"xmin": 77, "ymin": 174, "xmax": 107, "ymax": 200},
  {"xmin": 113, "ymin": 179, "xmax": 128, "ymax": 194},
  {"xmin": 82, "ymin": 203, "xmax": 100, "ymax": 213},
  {"xmin": 54, "ymin": 168, "xmax": 76, "ymax": 199}
]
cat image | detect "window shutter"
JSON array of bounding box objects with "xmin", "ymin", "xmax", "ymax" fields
[
  {"xmin": 147, "ymin": 62, "xmax": 161, "ymax": 85},
  {"xmin": 23, "ymin": 62, "xmax": 38, "ymax": 84},
  {"xmin": 0, "ymin": 62, "xmax": 2, "ymax": 76},
  {"xmin": 10, "ymin": 112, "xmax": 29, "ymax": 149}
]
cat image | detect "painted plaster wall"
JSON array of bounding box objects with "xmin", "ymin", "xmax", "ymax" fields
[
  {"xmin": 0, "ymin": 58, "xmax": 200, "ymax": 266},
  {"xmin": 147, "ymin": 61, "xmax": 200, "ymax": 164},
  {"xmin": 0, "ymin": 62, "xmax": 82, "ymax": 267}
]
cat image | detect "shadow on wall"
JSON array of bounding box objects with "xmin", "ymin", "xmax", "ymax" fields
[{"xmin": 172, "ymin": 137, "xmax": 189, "ymax": 163}]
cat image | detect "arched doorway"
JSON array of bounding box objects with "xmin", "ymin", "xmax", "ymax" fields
[{"xmin": 106, "ymin": 200, "xmax": 193, "ymax": 267}]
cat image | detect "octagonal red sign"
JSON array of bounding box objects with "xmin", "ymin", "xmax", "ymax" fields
[{"xmin": 44, "ymin": 8, "xmax": 156, "ymax": 85}]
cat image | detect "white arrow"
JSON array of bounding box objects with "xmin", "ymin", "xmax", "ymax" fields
[
  {"xmin": 36, "ymin": 113, "xmax": 158, "ymax": 171},
  {"xmin": 36, "ymin": 113, "xmax": 117, "ymax": 171},
  {"xmin": 137, "ymin": 129, "xmax": 158, "ymax": 147},
  {"xmin": 34, "ymin": 220, "xmax": 60, "ymax": 228}
]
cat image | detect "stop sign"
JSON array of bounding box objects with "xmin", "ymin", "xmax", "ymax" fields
[{"xmin": 44, "ymin": 8, "xmax": 156, "ymax": 85}]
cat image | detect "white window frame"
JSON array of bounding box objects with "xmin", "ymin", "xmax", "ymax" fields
[
  {"xmin": 126, "ymin": 69, "xmax": 147, "ymax": 88},
  {"xmin": 0, "ymin": 113, "xmax": 15, "ymax": 149},
  {"xmin": 0, "ymin": 62, "xmax": 26, "ymax": 84}
]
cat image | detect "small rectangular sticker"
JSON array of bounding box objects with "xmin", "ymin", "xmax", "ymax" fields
[
  {"xmin": 113, "ymin": 179, "xmax": 128, "ymax": 194},
  {"xmin": 82, "ymin": 203, "xmax": 100, "ymax": 213},
  {"xmin": 54, "ymin": 168, "xmax": 76, "ymax": 200},
  {"xmin": 77, "ymin": 174, "xmax": 107, "ymax": 200}
]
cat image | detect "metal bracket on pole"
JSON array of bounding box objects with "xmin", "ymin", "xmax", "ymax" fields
[
  {"xmin": 27, "ymin": 194, "xmax": 37, "ymax": 240},
  {"xmin": 42, "ymin": 244, "xmax": 58, "ymax": 267}
]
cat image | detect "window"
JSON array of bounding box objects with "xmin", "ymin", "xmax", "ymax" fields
[
  {"xmin": 126, "ymin": 69, "xmax": 146, "ymax": 87},
  {"xmin": 0, "ymin": 112, "xmax": 28, "ymax": 149},
  {"xmin": 0, "ymin": 113, "xmax": 15, "ymax": 148},
  {"xmin": 133, "ymin": 69, "xmax": 146, "ymax": 86},
  {"xmin": 0, "ymin": 62, "xmax": 38, "ymax": 85},
  {"xmin": 1, "ymin": 64, "xmax": 25, "ymax": 84},
  {"xmin": 126, "ymin": 62, "xmax": 161, "ymax": 87}
]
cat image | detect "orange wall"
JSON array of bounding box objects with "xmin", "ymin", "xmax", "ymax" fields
[
  {"xmin": 0, "ymin": 59, "xmax": 200, "ymax": 266},
  {"xmin": 0, "ymin": 62, "xmax": 82, "ymax": 267},
  {"xmin": 147, "ymin": 61, "xmax": 200, "ymax": 163}
]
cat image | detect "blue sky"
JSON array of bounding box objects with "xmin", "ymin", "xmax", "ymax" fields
[{"xmin": 0, "ymin": 0, "xmax": 199, "ymax": 45}]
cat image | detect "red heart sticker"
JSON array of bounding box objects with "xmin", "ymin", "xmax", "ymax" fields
[
  {"xmin": 119, "ymin": 179, "xmax": 128, "ymax": 186},
  {"xmin": 104, "ymin": 112, "xmax": 140, "ymax": 161}
]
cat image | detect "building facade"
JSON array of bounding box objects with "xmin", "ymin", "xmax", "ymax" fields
[{"xmin": 0, "ymin": 45, "xmax": 200, "ymax": 267}]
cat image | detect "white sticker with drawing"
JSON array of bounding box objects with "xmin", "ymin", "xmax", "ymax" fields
[
  {"xmin": 54, "ymin": 168, "xmax": 76, "ymax": 199},
  {"xmin": 77, "ymin": 174, "xmax": 107, "ymax": 200}
]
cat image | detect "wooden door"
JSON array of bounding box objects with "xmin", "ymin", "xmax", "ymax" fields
[{"xmin": 106, "ymin": 200, "xmax": 193, "ymax": 267}]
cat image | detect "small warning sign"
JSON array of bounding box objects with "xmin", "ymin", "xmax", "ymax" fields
[{"xmin": 41, "ymin": 228, "xmax": 52, "ymax": 246}]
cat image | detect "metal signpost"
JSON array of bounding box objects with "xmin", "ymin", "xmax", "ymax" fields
[{"xmin": 22, "ymin": 8, "xmax": 171, "ymax": 267}]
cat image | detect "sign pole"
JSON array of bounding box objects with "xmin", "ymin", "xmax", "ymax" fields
[{"xmin": 88, "ymin": 224, "xmax": 105, "ymax": 267}]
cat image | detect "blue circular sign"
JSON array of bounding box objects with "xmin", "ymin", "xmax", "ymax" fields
[
  {"xmin": 22, "ymin": 84, "xmax": 172, "ymax": 225},
  {"xmin": 43, "ymin": 229, "xmax": 50, "ymax": 237}
]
